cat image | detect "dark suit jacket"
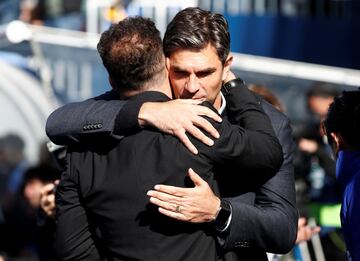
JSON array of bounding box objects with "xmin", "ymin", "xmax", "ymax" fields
[
  {"xmin": 54, "ymin": 87, "xmax": 283, "ymax": 261},
  {"xmin": 221, "ymin": 99, "xmax": 298, "ymax": 260}
]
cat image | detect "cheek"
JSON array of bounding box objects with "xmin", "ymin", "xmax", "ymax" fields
[
  {"xmin": 202, "ymin": 76, "xmax": 222, "ymax": 96},
  {"xmin": 170, "ymin": 80, "xmax": 185, "ymax": 97}
]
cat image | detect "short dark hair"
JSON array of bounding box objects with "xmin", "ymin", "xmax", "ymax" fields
[
  {"xmin": 97, "ymin": 17, "xmax": 164, "ymax": 93},
  {"xmin": 163, "ymin": 7, "xmax": 230, "ymax": 65},
  {"xmin": 324, "ymin": 88, "xmax": 360, "ymax": 148},
  {"xmin": 23, "ymin": 165, "xmax": 60, "ymax": 185},
  {"xmin": 307, "ymin": 82, "xmax": 340, "ymax": 99}
]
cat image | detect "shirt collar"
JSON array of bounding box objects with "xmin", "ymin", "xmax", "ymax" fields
[{"xmin": 218, "ymin": 92, "xmax": 226, "ymax": 114}]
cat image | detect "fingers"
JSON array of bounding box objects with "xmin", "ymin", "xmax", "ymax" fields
[
  {"xmin": 196, "ymin": 106, "xmax": 222, "ymax": 123},
  {"xmin": 191, "ymin": 116, "xmax": 219, "ymax": 140},
  {"xmin": 178, "ymin": 99, "xmax": 203, "ymax": 105},
  {"xmin": 298, "ymin": 217, "xmax": 307, "ymax": 227},
  {"xmin": 148, "ymin": 195, "xmax": 178, "ymax": 212},
  {"xmin": 41, "ymin": 183, "xmax": 56, "ymax": 197},
  {"xmin": 158, "ymin": 207, "xmax": 186, "ymax": 221},
  {"xmin": 184, "ymin": 124, "xmax": 214, "ymax": 147},
  {"xmin": 151, "ymin": 184, "xmax": 188, "ymax": 197},
  {"xmin": 188, "ymin": 168, "xmax": 205, "ymax": 187},
  {"xmin": 175, "ymin": 130, "xmax": 198, "ymax": 155}
]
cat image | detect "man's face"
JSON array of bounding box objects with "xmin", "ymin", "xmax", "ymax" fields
[
  {"xmin": 24, "ymin": 179, "xmax": 44, "ymax": 208},
  {"xmin": 166, "ymin": 44, "xmax": 232, "ymax": 110}
]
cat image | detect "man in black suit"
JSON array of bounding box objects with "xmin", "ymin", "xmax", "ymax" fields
[{"xmin": 54, "ymin": 16, "xmax": 283, "ymax": 260}]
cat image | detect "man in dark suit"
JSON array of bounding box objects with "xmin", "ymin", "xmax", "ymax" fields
[{"xmin": 54, "ymin": 16, "xmax": 283, "ymax": 260}]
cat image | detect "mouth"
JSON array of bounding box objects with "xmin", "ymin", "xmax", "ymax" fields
[{"xmin": 180, "ymin": 93, "xmax": 206, "ymax": 101}]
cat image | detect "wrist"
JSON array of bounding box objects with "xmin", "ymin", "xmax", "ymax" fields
[
  {"xmin": 138, "ymin": 102, "xmax": 154, "ymax": 127},
  {"xmin": 214, "ymin": 199, "xmax": 232, "ymax": 232},
  {"xmin": 212, "ymin": 196, "xmax": 222, "ymax": 221}
]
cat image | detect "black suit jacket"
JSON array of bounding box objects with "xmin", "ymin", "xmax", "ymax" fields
[{"xmin": 54, "ymin": 87, "xmax": 283, "ymax": 260}]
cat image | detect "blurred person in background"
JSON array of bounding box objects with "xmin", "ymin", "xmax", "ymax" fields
[
  {"xmin": 18, "ymin": 0, "xmax": 84, "ymax": 30},
  {"xmin": 324, "ymin": 89, "xmax": 360, "ymax": 261},
  {"xmin": 0, "ymin": 134, "xmax": 28, "ymax": 200},
  {"xmin": 19, "ymin": 0, "xmax": 45, "ymax": 25},
  {"xmin": 294, "ymin": 82, "xmax": 345, "ymax": 260},
  {"xmin": 248, "ymin": 84, "xmax": 320, "ymax": 260},
  {"xmin": 22, "ymin": 165, "xmax": 59, "ymax": 261},
  {"xmin": 0, "ymin": 165, "xmax": 59, "ymax": 261}
]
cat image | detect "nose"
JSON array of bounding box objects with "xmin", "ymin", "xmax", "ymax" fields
[{"xmin": 185, "ymin": 74, "xmax": 200, "ymax": 94}]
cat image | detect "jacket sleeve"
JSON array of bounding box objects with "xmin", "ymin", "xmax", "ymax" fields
[
  {"xmin": 223, "ymin": 113, "xmax": 298, "ymax": 254},
  {"xmin": 46, "ymin": 91, "xmax": 130, "ymax": 145},
  {"xmin": 196, "ymin": 83, "xmax": 283, "ymax": 176},
  {"xmin": 55, "ymin": 154, "xmax": 101, "ymax": 261}
]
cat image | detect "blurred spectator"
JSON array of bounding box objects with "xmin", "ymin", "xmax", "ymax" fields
[
  {"xmin": 249, "ymin": 85, "xmax": 321, "ymax": 259},
  {"xmin": 19, "ymin": 0, "xmax": 45, "ymax": 25},
  {"xmin": 43, "ymin": 0, "xmax": 84, "ymax": 30},
  {"xmin": 18, "ymin": 0, "xmax": 84, "ymax": 30},
  {"xmin": 104, "ymin": 0, "xmax": 127, "ymax": 24},
  {"xmin": 248, "ymin": 84, "xmax": 285, "ymax": 113},
  {"xmin": 294, "ymin": 82, "xmax": 345, "ymax": 260},
  {"xmin": 324, "ymin": 89, "xmax": 360, "ymax": 261},
  {"xmin": 0, "ymin": 134, "xmax": 28, "ymax": 198},
  {"xmin": 0, "ymin": 165, "xmax": 59, "ymax": 261},
  {"xmin": 294, "ymin": 82, "xmax": 340, "ymax": 205}
]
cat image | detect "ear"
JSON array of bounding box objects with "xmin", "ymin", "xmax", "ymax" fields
[
  {"xmin": 108, "ymin": 76, "xmax": 116, "ymax": 90},
  {"xmin": 330, "ymin": 132, "xmax": 342, "ymax": 153},
  {"xmin": 165, "ymin": 57, "xmax": 171, "ymax": 72},
  {"xmin": 222, "ymin": 54, "xmax": 233, "ymax": 81}
]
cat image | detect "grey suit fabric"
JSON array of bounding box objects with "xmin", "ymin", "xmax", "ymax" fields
[{"xmin": 221, "ymin": 99, "xmax": 298, "ymax": 260}]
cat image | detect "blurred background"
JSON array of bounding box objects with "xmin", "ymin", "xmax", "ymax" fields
[{"xmin": 0, "ymin": 0, "xmax": 359, "ymax": 260}]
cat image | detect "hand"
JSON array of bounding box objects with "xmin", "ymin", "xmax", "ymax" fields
[
  {"xmin": 147, "ymin": 168, "xmax": 220, "ymax": 223},
  {"xmin": 298, "ymin": 138, "xmax": 318, "ymax": 154},
  {"xmin": 40, "ymin": 180, "xmax": 59, "ymax": 218},
  {"xmin": 138, "ymin": 99, "xmax": 222, "ymax": 154},
  {"xmin": 296, "ymin": 217, "xmax": 321, "ymax": 244}
]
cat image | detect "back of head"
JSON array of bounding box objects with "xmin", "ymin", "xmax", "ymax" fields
[
  {"xmin": 248, "ymin": 84, "xmax": 285, "ymax": 112},
  {"xmin": 307, "ymin": 82, "xmax": 340, "ymax": 99},
  {"xmin": 324, "ymin": 89, "xmax": 360, "ymax": 149},
  {"xmin": 0, "ymin": 134, "xmax": 25, "ymax": 168},
  {"xmin": 163, "ymin": 7, "xmax": 230, "ymax": 64},
  {"xmin": 97, "ymin": 16, "xmax": 165, "ymax": 94},
  {"xmin": 23, "ymin": 165, "xmax": 60, "ymax": 185}
]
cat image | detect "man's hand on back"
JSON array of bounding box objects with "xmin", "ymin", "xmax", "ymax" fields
[
  {"xmin": 138, "ymin": 100, "xmax": 222, "ymax": 154},
  {"xmin": 147, "ymin": 168, "xmax": 221, "ymax": 223}
]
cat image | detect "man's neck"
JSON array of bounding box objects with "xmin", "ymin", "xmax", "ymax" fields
[{"xmin": 120, "ymin": 75, "xmax": 173, "ymax": 99}]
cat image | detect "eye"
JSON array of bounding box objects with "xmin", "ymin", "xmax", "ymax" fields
[
  {"xmin": 196, "ymin": 71, "xmax": 212, "ymax": 78},
  {"xmin": 173, "ymin": 70, "xmax": 189, "ymax": 78}
]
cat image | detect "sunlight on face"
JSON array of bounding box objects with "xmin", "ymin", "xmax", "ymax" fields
[{"xmin": 166, "ymin": 44, "xmax": 231, "ymax": 110}]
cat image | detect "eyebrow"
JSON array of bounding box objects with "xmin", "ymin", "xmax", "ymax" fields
[{"xmin": 172, "ymin": 66, "xmax": 217, "ymax": 74}]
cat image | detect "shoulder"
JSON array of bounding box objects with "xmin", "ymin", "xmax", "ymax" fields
[{"xmin": 261, "ymin": 100, "xmax": 290, "ymax": 133}]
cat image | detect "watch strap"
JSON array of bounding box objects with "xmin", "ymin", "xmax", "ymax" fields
[{"xmin": 221, "ymin": 78, "xmax": 246, "ymax": 94}]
